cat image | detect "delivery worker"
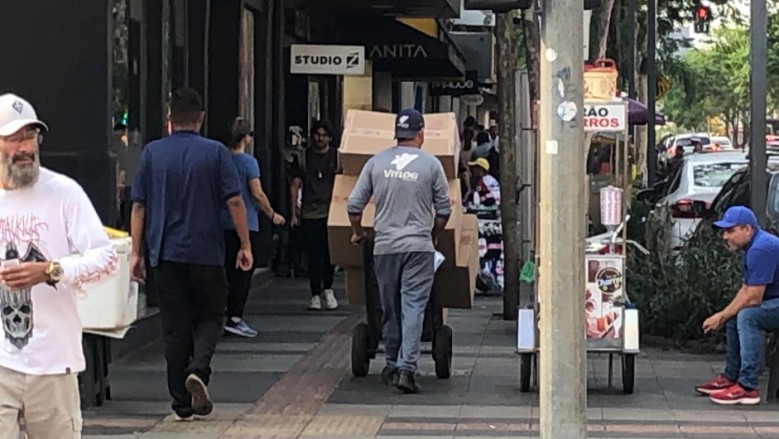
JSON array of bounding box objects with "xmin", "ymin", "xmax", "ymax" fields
[{"xmin": 347, "ymin": 109, "xmax": 451, "ymax": 394}]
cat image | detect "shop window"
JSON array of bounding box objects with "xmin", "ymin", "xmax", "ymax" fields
[
  {"xmin": 308, "ymin": 79, "xmax": 321, "ymax": 129},
  {"xmin": 112, "ymin": 0, "xmax": 129, "ymax": 127}
]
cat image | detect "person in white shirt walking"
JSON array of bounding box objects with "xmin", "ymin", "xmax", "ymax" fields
[{"xmin": 0, "ymin": 93, "xmax": 118, "ymax": 438}]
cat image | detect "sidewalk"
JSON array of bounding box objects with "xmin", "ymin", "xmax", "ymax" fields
[{"xmin": 83, "ymin": 275, "xmax": 779, "ymax": 439}]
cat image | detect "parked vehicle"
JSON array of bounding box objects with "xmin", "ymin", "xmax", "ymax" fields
[
  {"xmin": 658, "ymin": 133, "xmax": 712, "ymax": 174},
  {"xmin": 710, "ymin": 136, "xmax": 734, "ymax": 151},
  {"xmin": 638, "ymin": 150, "xmax": 750, "ymax": 249},
  {"xmin": 691, "ymin": 159, "xmax": 779, "ymax": 238}
]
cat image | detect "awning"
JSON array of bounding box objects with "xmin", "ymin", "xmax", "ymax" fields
[
  {"xmin": 449, "ymin": 31, "xmax": 494, "ymax": 82},
  {"xmin": 356, "ymin": 0, "xmax": 460, "ymax": 19},
  {"xmin": 334, "ymin": 15, "xmax": 466, "ymax": 81}
]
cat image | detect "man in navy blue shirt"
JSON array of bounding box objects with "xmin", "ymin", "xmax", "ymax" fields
[
  {"xmin": 130, "ymin": 88, "xmax": 253, "ymax": 420},
  {"xmin": 696, "ymin": 206, "xmax": 779, "ymax": 405}
]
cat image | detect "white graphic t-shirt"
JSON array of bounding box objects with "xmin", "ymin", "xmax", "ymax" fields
[{"xmin": 0, "ymin": 168, "xmax": 117, "ymax": 375}]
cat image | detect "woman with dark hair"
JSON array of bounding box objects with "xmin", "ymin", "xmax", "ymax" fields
[{"xmin": 221, "ymin": 117, "xmax": 286, "ymax": 337}]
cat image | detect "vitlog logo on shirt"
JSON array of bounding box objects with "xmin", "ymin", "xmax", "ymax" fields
[{"xmin": 385, "ymin": 153, "xmax": 419, "ymax": 181}]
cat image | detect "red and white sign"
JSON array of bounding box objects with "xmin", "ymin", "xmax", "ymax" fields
[{"xmin": 583, "ymin": 102, "xmax": 627, "ymax": 132}]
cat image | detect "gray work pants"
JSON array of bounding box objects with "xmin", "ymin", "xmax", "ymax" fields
[{"xmin": 373, "ymin": 251, "xmax": 435, "ymax": 373}]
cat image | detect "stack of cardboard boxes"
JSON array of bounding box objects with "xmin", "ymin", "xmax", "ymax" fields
[{"xmin": 327, "ymin": 109, "xmax": 479, "ymax": 309}]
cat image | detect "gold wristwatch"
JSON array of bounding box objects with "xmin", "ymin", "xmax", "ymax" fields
[{"xmin": 45, "ymin": 261, "xmax": 64, "ymax": 283}]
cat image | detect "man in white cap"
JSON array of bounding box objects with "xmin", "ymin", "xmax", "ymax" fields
[{"xmin": 0, "ymin": 93, "xmax": 117, "ymax": 438}]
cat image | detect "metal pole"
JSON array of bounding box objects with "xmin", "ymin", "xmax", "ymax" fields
[
  {"xmin": 626, "ymin": 0, "xmax": 636, "ymax": 99},
  {"xmin": 750, "ymin": 0, "xmax": 768, "ymax": 226},
  {"xmin": 646, "ymin": 0, "xmax": 657, "ymax": 187},
  {"xmin": 496, "ymin": 12, "xmax": 519, "ymax": 321},
  {"xmin": 538, "ymin": 0, "xmax": 587, "ymax": 435},
  {"xmin": 517, "ymin": 70, "xmax": 535, "ymax": 308}
]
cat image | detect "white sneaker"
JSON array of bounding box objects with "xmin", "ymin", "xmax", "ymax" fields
[
  {"xmin": 308, "ymin": 295, "xmax": 322, "ymax": 310},
  {"xmin": 323, "ymin": 289, "xmax": 339, "ymax": 310}
]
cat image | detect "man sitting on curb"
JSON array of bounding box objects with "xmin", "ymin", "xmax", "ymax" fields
[{"xmin": 696, "ymin": 206, "xmax": 779, "ymax": 405}]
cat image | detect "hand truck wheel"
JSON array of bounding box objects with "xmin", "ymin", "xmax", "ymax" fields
[
  {"xmin": 351, "ymin": 323, "xmax": 371, "ymax": 377},
  {"xmin": 433, "ymin": 325, "xmax": 453, "ymax": 379}
]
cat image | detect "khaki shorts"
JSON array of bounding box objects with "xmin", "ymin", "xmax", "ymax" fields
[{"xmin": 0, "ymin": 365, "xmax": 82, "ymax": 439}]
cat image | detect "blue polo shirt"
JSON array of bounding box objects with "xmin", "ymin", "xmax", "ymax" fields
[
  {"xmin": 743, "ymin": 229, "xmax": 779, "ymax": 301},
  {"xmin": 220, "ymin": 152, "xmax": 261, "ymax": 232},
  {"xmin": 131, "ymin": 130, "xmax": 242, "ymax": 267}
]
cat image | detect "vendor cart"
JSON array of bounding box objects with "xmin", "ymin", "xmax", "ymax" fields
[
  {"xmin": 350, "ymin": 239, "xmax": 454, "ymax": 379},
  {"xmin": 516, "ymin": 100, "xmax": 643, "ymax": 394}
]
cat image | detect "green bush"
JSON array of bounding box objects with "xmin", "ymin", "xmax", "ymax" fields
[{"xmin": 626, "ymin": 203, "xmax": 741, "ymax": 345}]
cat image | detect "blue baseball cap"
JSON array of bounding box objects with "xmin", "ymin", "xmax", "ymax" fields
[
  {"xmin": 395, "ymin": 108, "xmax": 425, "ymax": 139},
  {"xmin": 713, "ymin": 206, "xmax": 759, "ymax": 229}
]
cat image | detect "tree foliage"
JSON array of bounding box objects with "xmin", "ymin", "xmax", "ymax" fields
[
  {"xmin": 626, "ymin": 203, "xmax": 741, "ymax": 346},
  {"xmin": 660, "ymin": 16, "xmax": 779, "ymax": 138}
]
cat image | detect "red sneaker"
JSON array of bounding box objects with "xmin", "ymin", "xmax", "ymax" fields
[
  {"xmin": 695, "ymin": 375, "xmax": 735, "ymax": 395},
  {"xmin": 709, "ymin": 384, "xmax": 760, "ymax": 405}
]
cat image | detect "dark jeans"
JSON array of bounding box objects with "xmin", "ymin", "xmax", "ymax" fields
[
  {"xmin": 224, "ymin": 230, "xmax": 258, "ymax": 318},
  {"xmin": 302, "ymin": 218, "xmax": 334, "ymax": 296},
  {"xmin": 153, "ymin": 260, "xmax": 227, "ymax": 416},
  {"xmin": 723, "ymin": 298, "xmax": 779, "ymax": 390}
]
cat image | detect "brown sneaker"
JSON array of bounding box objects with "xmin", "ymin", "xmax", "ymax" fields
[{"xmin": 695, "ymin": 374, "xmax": 735, "ymax": 395}]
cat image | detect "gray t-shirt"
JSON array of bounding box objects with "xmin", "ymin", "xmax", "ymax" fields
[{"xmin": 347, "ymin": 146, "xmax": 451, "ymax": 255}]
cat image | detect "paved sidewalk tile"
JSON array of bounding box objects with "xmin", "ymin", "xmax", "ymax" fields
[
  {"xmin": 300, "ymin": 414, "xmax": 385, "ymax": 436},
  {"xmin": 83, "ymin": 284, "xmax": 779, "ymax": 439}
]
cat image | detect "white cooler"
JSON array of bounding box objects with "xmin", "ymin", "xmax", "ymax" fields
[{"xmin": 77, "ymin": 237, "xmax": 139, "ymax": 330}]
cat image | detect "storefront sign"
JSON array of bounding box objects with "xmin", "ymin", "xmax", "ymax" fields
[
  {"xmin": 369, "ymin": 44, "xmax": 428, "ymax": 60},
  {"xmin": 430, "ymin": 71, "xmax": 480, "ymax": 97},
  {"xmin": 583, "ymin": 102, "xmax": 627, "ymax": 132},
  {"xmin": 290, "ymin": 45, "xmax": 365, "ymax": 75}
]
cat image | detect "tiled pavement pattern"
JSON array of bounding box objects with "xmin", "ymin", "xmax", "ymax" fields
[{"xmin": 81, "ymin": 276, "xmax": 779, "ymax": 439}]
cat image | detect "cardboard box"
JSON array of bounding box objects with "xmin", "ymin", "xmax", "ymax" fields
[
  {"xmin": 433, "ymin": 214, "xmax": 479, "ymax": 309},
  {"xmin": 339, "ymin": 110, "xmax": 461, "ymax": 179},
  {"xmin": 328, "ymin": 175, "xmax": 463, "ymax": 268},
  {"xmin": 344, "ymin": 215, "xmax": 477, "ymax": 309}
]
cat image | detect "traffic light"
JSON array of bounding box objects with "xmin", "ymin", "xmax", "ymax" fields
[{"xmin": 693, "ymin": 3, "xmax": 713, "ymax": 34}]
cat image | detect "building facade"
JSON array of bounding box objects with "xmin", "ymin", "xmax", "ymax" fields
[{"xmin": 0, "ymin": 0, "xmax": 497, "ymax": 270}]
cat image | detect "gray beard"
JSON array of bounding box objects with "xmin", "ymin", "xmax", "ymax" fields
[{"xmin": 0, "ymin": 153, "xmax": 40, "ymax": 189}]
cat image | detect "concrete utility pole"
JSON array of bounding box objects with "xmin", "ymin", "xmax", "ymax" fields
[
  {"xmin": 496, "ymin": 11, "xmax": 520, "ymax": 321},
  {"xmin": 538, "ymin": 0, "xmax": 587, "ymax": 436},
  {"xmin": 749, "ymin": 0, "xmax": 768, "ymax": 226}
]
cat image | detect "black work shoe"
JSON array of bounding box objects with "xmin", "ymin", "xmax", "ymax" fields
[
  {"xmin": 185, "ymin": 374, "xmax": 214, "ymax": 416},
  {"xmin": 381, "ymin": 366, "xmax": 399, "ymax": 386},
  {"xmin": 396, "ymin": 370, "xmax": 421, "ymax": 394}
]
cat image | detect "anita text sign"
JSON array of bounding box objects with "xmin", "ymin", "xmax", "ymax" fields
[
  {"xmin": 583, "ymin": 102, "xmax": 627, "ymax": 132},
  {"xmin": 290, "ymin": 45, "xmax": 365, "ymax": 75}
]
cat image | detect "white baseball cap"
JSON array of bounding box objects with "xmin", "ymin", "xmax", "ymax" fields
[{"xmin": 0, "ymin": 94, "xmax": 49, "ymax": 137}]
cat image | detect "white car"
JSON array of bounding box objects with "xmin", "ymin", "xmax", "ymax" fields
[
  {"xmin": 658, "ymin": 133, "xmax": 711, "ymax": 165},
  {"xmin": 657, "ymin": 151, "xmax": 749, "ymax": 249},
  {"xmin": 710, "ymin": 136, "xmax": 735, "ymax": 151}
]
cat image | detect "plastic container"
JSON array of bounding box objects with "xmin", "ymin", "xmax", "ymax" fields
[
  {"xmin": 77, "ymin": 237, "xmax": 138, "ymax": 330},
  {"xmin": 584, "ymin": 58, "xmax": 618, "ymax": 100},
  {"xmin": 600, "ymin": 185, "xmax": 623, "ymax": 227}
]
